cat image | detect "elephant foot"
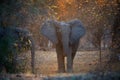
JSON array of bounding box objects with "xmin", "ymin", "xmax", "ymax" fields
[
  {"xmin": 66, "ymin": 69, "xmax": 73, "ymax": 73},
  {"xmin": 58, "ymin": 69, "xmax": 66, "ymax": 73}
]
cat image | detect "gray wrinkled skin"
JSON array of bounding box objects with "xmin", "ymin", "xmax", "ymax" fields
[{"xmin": 41, "ymin": 19, "xmax": 86, "ymax": 73}]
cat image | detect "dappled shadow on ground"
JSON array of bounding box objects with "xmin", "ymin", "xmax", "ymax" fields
[
  {"xmin": 35, "ymin": 51, "xmax": 100, "ymax": 74},
  {"xmin": 35, "ymin": 51, "xmax": 120, "ymax": 75},
  {"xmin": 42, "ymin": 72, "xmax": 120, "ymax": 80},
  {"xmin": 0, "ymin": 72, "xmax": 120, "ymax": 80},
  {"xmin": 0, "ymin": 50, "xmax": 120, "ymax": 80}
]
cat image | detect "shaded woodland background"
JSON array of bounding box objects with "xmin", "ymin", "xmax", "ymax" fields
[
  {"xmin": 0, "ymin": 0, "xmax": 120, "ymax": 74},
  {"xmin": 0, "ymin": 0, "xmax": 119, "ymax": 49}
]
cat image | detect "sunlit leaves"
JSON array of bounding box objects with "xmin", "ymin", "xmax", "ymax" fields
[
  {"xmin": 0, "ymin": 0, "xmax": 118, "ymax": 51},
  {"xmin": 95, "ymin": 0, "xmax": 106, "ymax": 7},
  {"xmin": 52, "ymin": 0, "xmax": 78, "ymax": 20}
]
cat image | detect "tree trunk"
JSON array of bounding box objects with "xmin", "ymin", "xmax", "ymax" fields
[
  {"xmin": 111, "ymin": 0, "xmax": 120, "ymax": 61},
  {"xmin": 29, "ymin": 36, "xmax": 35, "ymax": 74},
  {"xmin": 99, "ymin": 42, "xmax": 102, "ymax": 71}
]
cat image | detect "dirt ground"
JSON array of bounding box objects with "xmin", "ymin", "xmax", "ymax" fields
[
  {"xmin": 34, "ymin": 50, "xmax": 120, "ymax": 75},
  {"xmin": 0, "ymin": 50, "xmax": 120, "ymax": 80}
]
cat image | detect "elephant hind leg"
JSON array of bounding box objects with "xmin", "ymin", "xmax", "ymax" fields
[{"xmin": 56, "ymin": 45, "xmax": 65, "ymax": 73}]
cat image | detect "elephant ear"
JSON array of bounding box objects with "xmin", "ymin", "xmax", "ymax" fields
[
  {"xmin": 68, "ymin": 19, "xmax": 86, "ymax": 44},
  {"xmin": 40, "ymin": 20, "xmax": 58, "ymax": 44}
]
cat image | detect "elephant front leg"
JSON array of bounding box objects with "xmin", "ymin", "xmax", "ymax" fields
[
  {"xmin": 56, "ymin": 45, "xmax": 65, "ymax": 73},
  {"xmin": 66, "ymin": 49, "xmax": 73, "ymax": 73}
]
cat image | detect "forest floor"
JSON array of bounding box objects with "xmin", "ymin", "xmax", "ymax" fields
[
  {"xmin": 0, "ymin": 50, "xmax": 120, "ymax": 80},
  {"xmin": 35, "ymin": 50, "xmax": 120, "ymax": 75}
]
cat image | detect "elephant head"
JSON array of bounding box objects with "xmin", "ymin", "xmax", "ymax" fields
[{"xmin": 41, "ymin": 19, "xmax": 85, "ymax": 55}]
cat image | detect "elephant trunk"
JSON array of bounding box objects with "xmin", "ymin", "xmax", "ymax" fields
[{"xmin": 60, "ymin": 22, "xmax": 71, "ymax": 56}]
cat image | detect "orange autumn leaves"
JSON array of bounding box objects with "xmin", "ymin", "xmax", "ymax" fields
[
  {"xmin": 48, "ymin": 0, "xmax": 117, "ymax": 21},
  {"xmin": 96, "ymin": 0, "xmax": 106, "ymax": 6},
  {"xmin": 53, "ymin": 0, "xmax": 110, "ymax": 20},
  {"xmin": 56, "ymin": 0, "xmax": 77, "ymax": 20},
  {"xmin": 96, "ymin": 0, "xmax": 118, "ymax": 7}
]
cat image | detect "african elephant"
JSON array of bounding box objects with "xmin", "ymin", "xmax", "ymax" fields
[
  {"xmin": 40, "ymin": 19, "xmax": 85, "ymax": 73},
  {"xmin": 0, "ymin": 27, "xmax": 35, "ymax": 73}
]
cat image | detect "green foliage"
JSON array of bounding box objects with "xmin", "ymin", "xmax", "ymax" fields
[
  {"xmin": 0, "ymin": 27, "xmax": 31, "ymax": 73},
  {"xmin": 0, "ymin": 30, "xmax": 16, "ymax": 73}
]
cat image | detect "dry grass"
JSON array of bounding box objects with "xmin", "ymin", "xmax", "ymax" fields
[
  {"xmin": 1, "ymin": 50, "xmax": 120, "ymax": 80},
  {"xmin": 34, "ymin": 50, "xmax": 120, "ymax": 75}
]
